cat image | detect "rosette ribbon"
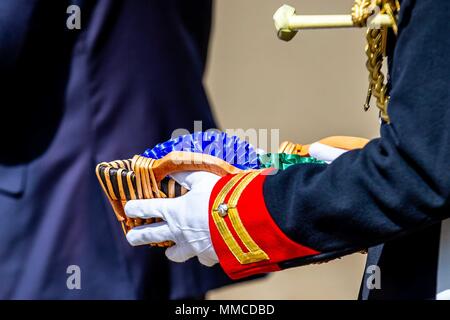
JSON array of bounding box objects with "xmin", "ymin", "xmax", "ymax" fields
[{"xmin": 142, "ymin": 131, "xmax": 325, "ymax": 170}]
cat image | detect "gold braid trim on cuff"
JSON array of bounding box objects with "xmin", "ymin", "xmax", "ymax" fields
[{"xmin": 211, "ymin": 171, "xmax": 269, "ymax": 265}]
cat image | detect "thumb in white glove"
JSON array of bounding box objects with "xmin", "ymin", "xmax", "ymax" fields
[{"xmin": 124, "ymin": 171, "xmax": 220, "ymax": 267}]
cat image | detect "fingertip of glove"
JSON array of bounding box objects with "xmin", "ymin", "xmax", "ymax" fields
[
  {"xmin": 165, "ymin": 246, "xmax": 189, "ymax": 263},
  {"xmin": 125, "ymin": 231, "xmax": 139, "ymax": 247},
  {"xmin": 198, "ymin": 257, "xmax": 217, "ymax": 267},
  {"xmin": 124, "ymin": 200, "xmax": 138, "ymax": 217}
]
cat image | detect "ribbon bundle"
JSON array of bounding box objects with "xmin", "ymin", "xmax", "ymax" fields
[{"xmin": 142, "ymin": 131, "xmax": 324, "ymax": 171}]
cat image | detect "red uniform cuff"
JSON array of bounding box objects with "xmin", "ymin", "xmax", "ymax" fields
[{"xmin": 208, "ymin": 169, "xmax": 319, "ymax": 280}]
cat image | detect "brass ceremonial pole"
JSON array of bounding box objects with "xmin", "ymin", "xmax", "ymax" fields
[
  {"xmin": 272, "ymin": 2, "xmax": 400, "ymax": 123},
  {"xmin": 273, "ymin": 4, "xmax": 395, "ymax": 41}
]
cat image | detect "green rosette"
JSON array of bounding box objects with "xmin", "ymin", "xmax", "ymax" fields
[{"xmin": 258, "ymin": 153, "xmax": 325, "ymax": 170}]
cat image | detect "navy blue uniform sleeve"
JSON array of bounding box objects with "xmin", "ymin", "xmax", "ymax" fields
[{"xmin": 263, "ymin": 0, "xmax": 450, "ymax": 263}]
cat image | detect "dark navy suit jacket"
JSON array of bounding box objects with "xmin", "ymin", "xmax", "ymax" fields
[{"xmin": 0, "ymin": 0, "xmax": 233, "ymax": 299}]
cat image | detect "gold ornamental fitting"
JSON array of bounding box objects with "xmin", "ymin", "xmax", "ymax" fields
[{"xmin": 273, "ymin": 4, "xmax": 394, "ymax": 41}]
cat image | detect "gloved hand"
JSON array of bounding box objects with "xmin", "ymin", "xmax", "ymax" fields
[
  {"xmin": 308, "ymin": 142, "xmax": 349, "ymax": 163},
  {"xmin": 308, "ymin": 136, "xmax": 368, "ymax": 163},
  {"xmin": 124, "ymin": 171, "xmax": 220, "ymax": 267}
]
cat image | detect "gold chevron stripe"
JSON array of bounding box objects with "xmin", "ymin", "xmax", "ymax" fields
[{"xmin": 211, "ymin": 171, "xmax": 269, "ymax": 264}]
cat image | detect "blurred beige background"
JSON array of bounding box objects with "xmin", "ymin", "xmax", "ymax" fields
[{"xmin": 204, "ymin": 0, "xmax": 381, "ymax": 299}]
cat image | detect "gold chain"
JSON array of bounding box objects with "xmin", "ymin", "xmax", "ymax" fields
[{"xmin": 351, "ymin": 0, "xmax": 400, "ymax": 123}]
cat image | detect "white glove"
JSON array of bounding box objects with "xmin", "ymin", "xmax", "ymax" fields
[
  {"xmin": 124, "ymin": 171, "xmax": 220, "ymax": 267},
  {"xmin": 437, "ymin": 289, "xmax": 450, "ymax": 300},
  {"xmin": 309, "ymin": 142, "xmax": 349, "ymax": 163}
]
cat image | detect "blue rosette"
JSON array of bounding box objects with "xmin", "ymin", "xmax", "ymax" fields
[{"xmin": 142, "ymin": 131, "xmax": 259, "ymax": 170}]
